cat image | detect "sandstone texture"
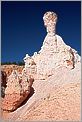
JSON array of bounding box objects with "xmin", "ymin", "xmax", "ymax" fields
[
  {"xmin": 1, "ymin": 11, "xmax": 81, "ymax": 121},
  {"xmin": 1, "ymin": 70, "xmax": 34, "ymax": 111},
  {"xmin": 2, "ymin": 65, "xmax": 81, "ymax": 121},
  {"xmin": 23, "ymin": 11, "xmax": 80, "ymax": 80}
]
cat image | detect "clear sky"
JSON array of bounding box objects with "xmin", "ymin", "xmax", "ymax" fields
[{"xmin": 1, "ymin": 1, "xmax": 81, "ymax": 62}]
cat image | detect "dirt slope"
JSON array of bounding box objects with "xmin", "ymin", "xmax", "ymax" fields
[{"xmin": 1, "ymin": 64, "xmax": 81, "ymax": 121}]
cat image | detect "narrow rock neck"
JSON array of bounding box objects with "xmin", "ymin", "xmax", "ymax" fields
[{"xmin": 46, "ymin": 25, "xmax": 56, "ymax": 36}]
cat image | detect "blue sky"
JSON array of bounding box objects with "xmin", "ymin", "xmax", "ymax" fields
[{"xmin": 1, "ymin": 1, "xmax": 81, "ymax": 62}]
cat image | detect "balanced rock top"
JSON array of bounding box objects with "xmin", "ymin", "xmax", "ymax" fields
[
  {"xmin": 23, "ymin": 11, "xmax": 81, "ymax": 79},
  {"xmin": 43, "ymin": 11, "xmax": 57, "ymax": 36}
]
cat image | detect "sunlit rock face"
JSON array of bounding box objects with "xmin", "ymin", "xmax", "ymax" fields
[
  {"xmin": 43, "ymin": 11, "xmax": 57, "ymax": 35},
  {"xmin": 1, "ymin": 12, "xmax": 81, "ymax": 120},
  {"xmin": 23, "ymin": 11, "xmax": 80, "ymax": 79},
  {"xmin": 2, "ymin": 70, "xmax": 34, "ymax": 111}
]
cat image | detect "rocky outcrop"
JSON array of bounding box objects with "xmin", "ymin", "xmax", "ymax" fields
[
  {"xmin": 2, "ymin": 70, "xmax": 34, "ymax": 111},
  {"xmin": 23, "ymin": 12, "xmax": 80, "ymax": 80},
  {"xmin": 2, "ymin": 64, "xmax": 81, "ymax": 121},
  {"xmin": 1, "ymin": 11, "xmax": 81, "ymax": 121},
  {"xmin": 23, "ymin": 54, "xmax": 37, "ymax": 79}
]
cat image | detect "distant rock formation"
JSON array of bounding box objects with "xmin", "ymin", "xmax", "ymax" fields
[{"xmin": 1, "ymin": 65, "xmax": 24, "ymax": 77}]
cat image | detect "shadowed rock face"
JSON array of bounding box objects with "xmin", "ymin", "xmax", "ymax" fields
[
  {"xmin": 1, "ymin": 71, "xmax": 7, "ymax": 98},
  {"xmin": 1, "ymin": 71, "xmax": 7, "ymax": 88}
]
